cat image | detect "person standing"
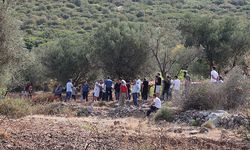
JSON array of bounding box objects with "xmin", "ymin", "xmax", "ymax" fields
[
  {"xmin": 114, "ymin": 79, "xmax": 121, "ymax": 101},
  {"xmin": 54, "ymin": 84, "xmax": 63, "ymax": 101},
  {"xmin": 211, "ymin": 66, "xmax": 219, "ymax": 83},
  {"xmin": 66, "ymin": 79, "xmax": 73, "ymax": 101},
  {"xmin": 126, "ymin": 80, "xmax": 131, "ymax": 100},
  {"xmin": 154, "ymin": 73, "xmax": 162, "ymax": 95},
  {"xmin": 101, "ymin": 80, "xmax": 106, "ymax": 100},
  {"xmin": 120, "ymin": 80, "xmax": 128, "ymax": 108},
  {"xmin": 72, "ymin": 84, "xmax": 77, "ymax": 101},
  {"xmin": 172, "ymin": 76, "xmax": 181, "ymax": 100},
  {"xmin": 184, "ymin": 71, "xmax": 191, "ymax": 96},
  {"xmin": 93, "ymin": 81, "xmax": 101, "ymax": 102},
  {"xmin": 82, "ymin": 81, "xmax": 89, "ymax": 102},
  {"xmin": 131, "ymin": 80, "xmax": 140, "ymax": 108},
  {"xmin": 162, "ymin": 76, "xmax": 171, "ymax": 101},
  {"xmin": 146, "ymin": 93, "xmax": 161, "ymax": 117},
  {"xmin": 105, "ymin": 77, "xmax": 113, "ymax": 101},
  {"xmin": 141, "ymin": 78, "xmax": 149, "ymax": 103}
]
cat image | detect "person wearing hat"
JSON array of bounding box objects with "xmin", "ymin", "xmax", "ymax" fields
[{"xmin": 119, "ymin": 80, "xmax": 128, "ymax": 108}]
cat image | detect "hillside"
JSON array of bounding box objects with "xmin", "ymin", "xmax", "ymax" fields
[{"xmin": 12, "ymin": 0, "xmax": 250, "ymax": 50}]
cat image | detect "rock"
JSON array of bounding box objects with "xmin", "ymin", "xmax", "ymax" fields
[
  {"xmin": 114, "ymin": 121, "xmax": 120, "ymax": 126},
  {"xmin": 173, "ymin": 128, "xmax": 183, "ymax": 133},
  {"xmin": 206, "ymin": 111, "xmax": 229, "ymax": 127},
  {"xmin": 199, "ymin": 127, "xmax": 209, "ymax": 133},
  {"xmin": 87, "ymin": 106, "xmax": 94, "ymax": 114},
  {"xmin": 189, "ymin": 130, "xmax": 199, "ymax": 135},
  {"xmin": 202, "ymin": 120, "xmax": 215, "ymax": 129}
]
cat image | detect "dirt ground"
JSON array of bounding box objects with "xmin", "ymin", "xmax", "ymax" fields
[{"xmin": 0, "ymin": 107, "xmax": 249, "ymax": 150}]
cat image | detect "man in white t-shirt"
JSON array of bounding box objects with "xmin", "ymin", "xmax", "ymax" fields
[
  {"xmin": 66, "ymin": 79, "xmax": 73, "ymax": 101},
  {"xmin": 211, "ymin": 66, "xmax": 219, "ymax": 83},
  {"xmin": 146, "ymin": 93, "xmax": 161, "ymax": 117}
]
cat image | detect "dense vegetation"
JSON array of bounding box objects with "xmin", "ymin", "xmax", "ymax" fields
[
  {"xmin": 0, "ymin": 0, "xmax": 249, "ymax": 90},
  {"xmin": 13, "ymin": 0, "xmax": 250, "ymax": 50}
]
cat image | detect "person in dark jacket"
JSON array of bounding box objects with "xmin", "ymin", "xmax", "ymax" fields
[{"xmin": 82, "ymin": 81, "xmax": 89, "ymax": 102}]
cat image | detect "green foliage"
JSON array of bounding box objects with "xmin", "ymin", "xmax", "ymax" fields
[
  {"xmin": 91, "ymin": 21, "xmax": 150, "ymax": 79},
  {"xmin": 188, "ymin": 59, "xmax": 210, "ymax": 78},
  {"xmin": 154, "ymin": 106, "xmax": 174, "ymax": 121},
  {"xmin": 0, "ymin": 4, "xmax": 28, "ymax": 89},
  {"xmin": 213, "ymin": 0, "xmax": 224, "ymax": 5},
  {"xmin": 76, "ymin": 108, "xmax": 89, "ymax": 117},
  {"xmin": 230, "ymin": 0, "xmax": 248, "ymax": 6},
  {"xmin": 178, "ymin": 14, "xmax": 249, "ymax": 68},
  {"xmin": 39, "ymin": 36, "xmax": 91, "ymax": 83},
  {"xmin": 12, "ymin": 0, "xmax": 250, "ymax": 50}
]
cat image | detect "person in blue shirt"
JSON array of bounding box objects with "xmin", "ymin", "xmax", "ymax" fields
[
  {"xmin": 104, "ymin": 77, "xmax": 113, "ymax": 101},
  {"xmin": 82, "ymin": 81, "xmax": 89, "ymax": 102}
]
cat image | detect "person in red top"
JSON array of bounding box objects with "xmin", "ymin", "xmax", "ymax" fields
[{"xmin": 120, "ymin": 80, "xmax": 128, "ymax": 108}]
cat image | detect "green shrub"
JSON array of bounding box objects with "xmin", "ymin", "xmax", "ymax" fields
[
  {"xmin": 213, "ymin": 0, "xmax": 224, "ymax": 5},
  {"xmin": 0, "ymin": 99, "xmax": 31, "ymax": 118},
  {"xmin": 230, "ymin": 0, "xmax": 247, "ymax": 6},
  {"xmin": 66, "ymin": 3, "xmax": 76, "ymax": 9},
  {"xmin": 76, "ymin": 108, "xmax": 89, "ymax": 117},
  {"xmin": 154, "ymin": 107, "xmax": 174, "ymax": 121},
  {"xmin": 71, "ymin": 0, "xmax": 82, "ymax": 7},
  {"xmin": 36, "ymin": 17, "xmax": 47, "ymax": 26}
]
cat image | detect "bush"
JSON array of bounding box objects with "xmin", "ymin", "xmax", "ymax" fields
[
  {"xmin": 154, "ymin": 107, "xmax": 174, "ymax": 121},
  {"xmin": 183, "ymin": 67, "xmax": 249, "ymax": 111},
  {"xmin": 183, "ymin": 83, "xmax": 223, "ymax": 111},
  {"xmin": 66, "ymin": 3, "xmax": 76, "ymax": 9},
  {"xmin": 213, "ymin": 0, "xmax": 224, "ymax": 5},
  {"xmin": 230, "ymin": 0, "xmax": 247, "ymax": 6},
  {"xmin": 222, "ymin": 67, "xmax": 250, "ymax": 109},
  {"xmin": 36, "ymin": 17, "xmax": 47, "ymax": 26},
  {"xmin": 0, "ymin": 99, "xmax": 31, "ymax": 118}
]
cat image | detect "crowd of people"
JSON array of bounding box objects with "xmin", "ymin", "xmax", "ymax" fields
[{"xmin": 52, "ymin": 66, "xmax": 223, "ymax": 117}]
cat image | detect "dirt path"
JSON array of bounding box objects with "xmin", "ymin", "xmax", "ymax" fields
[{"xmin": 0, "ymin": 114, "xmax": 249, "ymax": 150}]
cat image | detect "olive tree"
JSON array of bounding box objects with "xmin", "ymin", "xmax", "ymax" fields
[
  {"xmin": 91, "ymin": 21, "xmax": 151, "ymax": 79},
  {"xmin": 39, "ymin": 36, "xmax": 92, "ymax": 84}
]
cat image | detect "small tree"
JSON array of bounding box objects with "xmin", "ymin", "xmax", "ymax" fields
[
  {"xmin": 147, "ymin": 21, "xmax": 200, "ymax": 79},
  {"xmin": 0, "ymin": 3, "xmax": 26, "ymax": 90},
  {"xmin": 39, "ymin": 36, "xmax": 92, "ymax": 84},
  {"xmin": 178, "ymin": 15, "xmax": 249, "ymax": 70},
  {"xmin": 91, "ymin": 21, "xmax": 150, "ymax": 79}
]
